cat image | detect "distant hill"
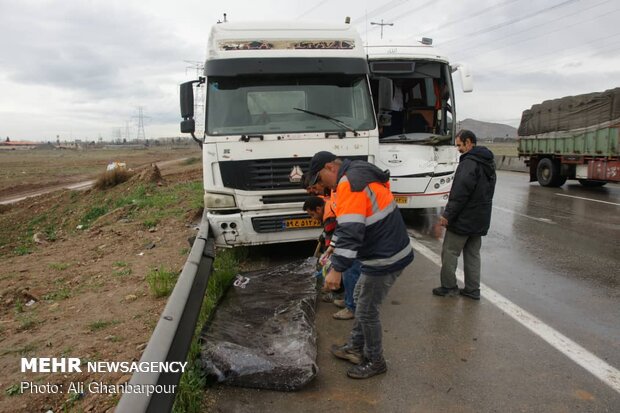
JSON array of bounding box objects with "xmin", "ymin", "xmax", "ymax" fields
[{"xmin": 459, "ymin": 119, "xmax": 518, "ymax": 141}]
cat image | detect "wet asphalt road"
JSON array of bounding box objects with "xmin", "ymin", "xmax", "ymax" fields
[{"xmin": 203, "ymin": 171, "xmax": 620, "ymax": 412}]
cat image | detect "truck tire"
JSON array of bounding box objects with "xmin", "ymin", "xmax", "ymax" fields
[
  {"xmin": 536, "ymin": 158, "xmax": 565, "ymax": 187},
  {"xmin": 578, "ymin": 179, "xmax": 607, "ymax": 187}
]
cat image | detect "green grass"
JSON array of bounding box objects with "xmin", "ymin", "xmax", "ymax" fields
[
  {"xmin": 5, "ymin": 383, "xmax": 20, "ymax": 396},
  {"xmin": 172, "ymin": 248, "xmax": 243, "ymax": 413},
  {"xmin": 80, "ymin": 206, "xmax": 109, "ymax": 228},
  {"xmin": 49, "ymin": 262, "xmax": 71, "ymax": 271},
  {"xmin": 112, "ymin": 261, "xmax": 132, "ymax": 277},
  {"xmin": 88, "ymin": 319, "xmax": 120, "ymax": 332},
  {"xmin": 43, "ymin": 287, "xmax": 71, "ymax": 301},
  {"xmin": 146, "ymin": 266, "xmax": 179, "ymax": 298},
  {"xmin": 17, "ymin": 314, "xmax": 37, "ymax": 331}
]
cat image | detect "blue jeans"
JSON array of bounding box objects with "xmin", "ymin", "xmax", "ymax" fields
[
  {"xmin": 343, "ymin": 260, "xmax": 362, "ymax": 311},
  {"xmin": 349, "ymin": 270, "xmax": 402, "ymax": 362}
]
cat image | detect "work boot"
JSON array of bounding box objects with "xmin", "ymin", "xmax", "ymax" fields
[
  {"xmin": 333, "ymin": 299, "xmax": 346, "ymax": 308},
  {"xmin": 347, "ymin": 358, "xmax": 387, "ymax": 379},
  {"xmin": 459, "ymin": 288, "xmax": 481, "ymax": 300},
  {"xmin": 432, "ymin": 286, "xmax": 459, "ymax": 297},
  {"xmin": 330, "ymin": 343, "xmax": 363, "ymax": 365},
  {"xmin": 332, "ymin": 308, "xmax": 354, "ymax": 320}
]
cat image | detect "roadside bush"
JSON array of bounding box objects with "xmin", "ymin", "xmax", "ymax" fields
[{"xmin": 94, "ymin": 169, "xmax": 134, "ymax": 190}]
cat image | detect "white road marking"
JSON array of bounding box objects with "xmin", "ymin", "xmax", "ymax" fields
[
  {"xmin": 492, "ymin": 206, "xmax": 555, "ymax": 224},
  {"xmin": 410, "ymin": 237, "xmax": 620, "ymax": 394},
  {"xmin": 556, "ymin": 193, "xmax": 620, "ymax": 206}
]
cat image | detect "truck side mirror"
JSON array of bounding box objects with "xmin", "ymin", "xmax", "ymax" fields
[
  {"xmin": 377, "ymin": 77, "xmax": 393, "ymax": 112},
  {"xmin": 451, "ymin": 64, "xmax": 473, "ymax": 93},
  {"xmin": 180, "ymin": 79, "xmax": 204, "ymax": 134}
]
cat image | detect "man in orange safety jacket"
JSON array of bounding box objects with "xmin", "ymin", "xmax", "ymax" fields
[{"xmin": 307, "ymin": 151, "xmax": 414, "ymax": 379}]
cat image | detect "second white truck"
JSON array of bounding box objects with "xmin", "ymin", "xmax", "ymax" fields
[{"xmin": 367, "ymin": 40, "xmax": 473, "ymax": 209}]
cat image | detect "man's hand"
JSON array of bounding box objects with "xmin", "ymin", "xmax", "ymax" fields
[
  {"xmin": 439, "ymin": 216, "xmax": 448, "ymax": 227},
  {"xmin": 319, "ymin": 246, "xmax": 334, "ymax": 266},
  {"xmin": 325, "ymin": 268, "xmax": 342, "ymax": 291}
]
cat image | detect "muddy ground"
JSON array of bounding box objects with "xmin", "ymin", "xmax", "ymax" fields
[{"xmin": 0, "ymin": 146, "xmax": 205, "ymax": 412}]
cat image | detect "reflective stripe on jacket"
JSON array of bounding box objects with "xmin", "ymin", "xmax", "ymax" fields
[{"xmin": 330, "ymin": 160, "xmax": 414, "ymax": 275}]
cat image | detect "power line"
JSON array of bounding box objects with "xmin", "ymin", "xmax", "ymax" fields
[
  {"xmin": 440, "ymin": 0, "xmax": 583, "ymax": 46},
  {"xmin": 450, "ymin": 4, "xmax": 619, "ymax": 61},
  {"xmin": 408, "ymin": 0, "xmax": 522, "ymax": 40},
  {"xmin": 351, "ymin": 0, "xmax": 410, "ymax": 25},
  {"xmin": 448, "ymin": 0, "xmax": 614, "ymax": 57},
  {"xmin": 483, "ymin": 31, "xmax": 620, "ymax": 72},
  {"xmin": 297, "ymin": 0, "xmax": 330, "ymax": 19}
]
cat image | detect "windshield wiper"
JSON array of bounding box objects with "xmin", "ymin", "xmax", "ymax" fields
[{"xmin": 293, "ymin": 108, "xmax": 359, "ymax": 136}]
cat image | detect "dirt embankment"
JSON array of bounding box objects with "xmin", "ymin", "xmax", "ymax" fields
[{"xmin": 0, "ymin": 161, "xmax": 203, "ymax": 413}]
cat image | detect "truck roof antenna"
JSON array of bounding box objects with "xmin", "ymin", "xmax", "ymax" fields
[{"xmin": 217, "ymin": 13, "xmax": 227, "ymax": 24}]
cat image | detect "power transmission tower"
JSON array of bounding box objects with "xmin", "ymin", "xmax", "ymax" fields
[
  {"xmin": 370, "ymin": 19, "xmax": 394, "ymax": 39},
  {"xmin": 134, "ymin": 106, "xmax": 149, "ymax": 141}
]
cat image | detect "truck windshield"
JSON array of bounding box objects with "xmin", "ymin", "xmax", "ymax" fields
[{"xmin": 206, "ymin": 75, "xmax": 375, "ymax": 135}]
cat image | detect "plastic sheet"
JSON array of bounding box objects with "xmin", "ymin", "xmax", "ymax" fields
[
  {"xmin": 200, "ymin": 258, "xmax": 318, "ymax": 391},
  {"xmin": 518, "ymin": 87, "xmax": 620, "ymax": 136}
]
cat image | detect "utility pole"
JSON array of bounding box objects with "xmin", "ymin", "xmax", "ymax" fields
[{"xmin": 370, "ymin": 19, "xmax": 393, "ymax": 39}]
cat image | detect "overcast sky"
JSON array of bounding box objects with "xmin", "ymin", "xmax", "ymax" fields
[{"xmin": 1, "ymin": 0, "xmax": 618, "ymax": 141}]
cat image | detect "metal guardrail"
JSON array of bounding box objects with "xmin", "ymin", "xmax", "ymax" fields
[{"xmin": 116, "ymin": 212, "xmax": 215, "ymax": 412}]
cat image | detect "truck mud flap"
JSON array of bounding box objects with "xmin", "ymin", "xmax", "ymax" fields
[{"xmin": 200, "ymin": 258, "xmax": 318, "ymax": 391}]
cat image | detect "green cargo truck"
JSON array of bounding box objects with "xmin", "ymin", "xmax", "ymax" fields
[{"xmin": 517, "ymin": 88, "xmax": 620, "ymax": 187}]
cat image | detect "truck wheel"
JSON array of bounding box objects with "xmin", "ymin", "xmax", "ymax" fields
[
  {"xmin": 578, "ymin": 179, "xmax": 606, "ymax": 187},
  {"xmin": 536, "ymin": 158, "xmax": 564, "ymax": 187}
]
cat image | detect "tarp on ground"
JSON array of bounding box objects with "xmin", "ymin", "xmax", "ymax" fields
[
  {"xmin": 199, "ymin": 258, "xmax": 318, "ymax": 391},
  {"xmin": 518, "ymin": 87, "xmax": 620, "ymax": 136}
]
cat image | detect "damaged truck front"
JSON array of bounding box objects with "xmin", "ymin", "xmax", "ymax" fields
[{"xmin": 179, "ymin": 22, "xmax": 377, "ymax": 247}]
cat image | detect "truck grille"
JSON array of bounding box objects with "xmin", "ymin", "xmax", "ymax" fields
[
  {"xmin": 220, "ymin": 158, "xmax": 311, "ymax": 191},
  {"xmin": 219, "ymin": 155, "xmax": 368, "ymax": 191}
]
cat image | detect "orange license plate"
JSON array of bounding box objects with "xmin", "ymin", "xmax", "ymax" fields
[
  {"xmin": 285, "ymin": 218, "xmax": 321, "ymax": 229},
  {"xmin": 394, "ymin": 196, "xmax": 408, "ymax": 205}
]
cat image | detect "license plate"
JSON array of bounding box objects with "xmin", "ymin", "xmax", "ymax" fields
[
  {"xmin": 394, "ymin": 196, "xmax": 408, "ymax": 205},
  {"xmin": 284, "ymin": 218, "xmax": 322, "ymax": 229}
]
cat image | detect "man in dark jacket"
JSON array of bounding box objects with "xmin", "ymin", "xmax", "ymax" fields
[
  {"xmin": 432, "ymin": 130, "xmax": 496, "ymax": 300},
  {"xmin": 307, "ymin": 151, "xmax": 414, "ymax": 379}
]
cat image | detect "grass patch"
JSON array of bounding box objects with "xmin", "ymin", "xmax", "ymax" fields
[
  {"xmin": 14, "ymin": 244, "xmax": 32, "ymax": 256},
  {"xmin": 49, "ymin": 262, "xmax": 70, "ymax": 271},
  {"xmin": 79, "ymin": 206, "xmax": 109, "ymax": 228},
  {"xmin": 43, "ymin": 287, "xmax": 71, "ymax": 301},
  {"xmin": 0, "ymin": 342, "xmax": 39, "ymax": 357},
  {"xmin": 486, "ymin": 142, "xmax": 518, "ymax": 157},
  {"xmin": 146, "ymin": 266, "xmax": 179, "ymax": 298},
  {"xmin": 17, "ymin": 314, "xmax": 38, "ymax": 331},
  {"xmin": 88, "ymin": 319, "xmax": 120, "ymax": 332},
  {"xmin": 5, "ymin": 383, "xmax": 20, "ymax": 396},
  {"xmin": 112, "ymin": 261, "xmax": 132, "ymax": 277},
  {"xmin": 14, "ymin": 298, "xmax": 24, "ymax": 314},
  {"xmin": 183, "ymin": 157, "xmax": 201, "ymax": 165},
  {"xmin": 172, "ymin": 248, "xmax": 243, "ymax": 413}
]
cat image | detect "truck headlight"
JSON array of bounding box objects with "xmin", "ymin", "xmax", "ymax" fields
[{"xmin": 205, "ymin": 193, "xmax": 236, "ymax": 209}]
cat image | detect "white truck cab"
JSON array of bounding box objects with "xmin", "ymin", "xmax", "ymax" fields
[{"xmin": 180, "ymin": 22, "xmax": 378, "ymax": 247}]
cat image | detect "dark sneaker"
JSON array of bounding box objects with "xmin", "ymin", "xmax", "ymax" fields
[
  {"xmin": 347, "ymin": 358, "xmax": 387, "ymax": 379},
  {"xmin": 432, "ymin": 286, "xmax": 459, "ymax": 297},
  {"xmin": 330, "ymin": 343, "xmax": 363, "ymax": 365},
  {"xmin": 459, "ymin": 288, "xmax": 480, "ymax": 300}
]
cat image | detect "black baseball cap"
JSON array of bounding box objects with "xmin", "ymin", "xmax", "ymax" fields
[{"xmin": 307, "ymin": 151, "xmax": 337, "ymax": 186}]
